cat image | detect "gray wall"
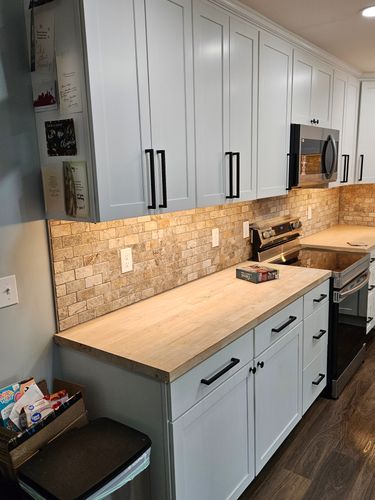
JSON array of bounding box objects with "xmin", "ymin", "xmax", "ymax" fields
[{"xmin": 0, "ymin": 0, "xmax": 55, "ymax": 386}]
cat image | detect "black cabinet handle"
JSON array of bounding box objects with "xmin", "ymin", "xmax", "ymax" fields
[
  {"xmin": 367, "ymin": 317, "xmax": 374, "ymax": 324},
  {"xmin": 340, "ymin": 155, "xmax": 348, "ymax": 183},
  {"xmin": 226, "ymin": 152, "xmax": 233, "ymax": 199},
  {"xmin": 370, "ymin": 258, "xmax": 375, "ymax": 263},
  {"xmin": 346, "ymin": 155, "xmax": 350, "ymax": 182},
  {"xmin": 249, "ymin": 367, "xmax": 257, "ymax": 374},
  {"xmin": 368, "ymin": 285, "xmax": 375, "ymax": 292},
  {"xmin": 312, "ymin": 373, "xmax": 325, "ymax": 386},
  {"xmin": 145, "ymin": 149, "xmax": 156, "ymax": 209},
  {"xmin": 358, "ymin": 154, "xmax": 364, "ymax": 181},
  {"xmin": 257, "ymin": 361, "xmax": 264, "ymax": 369},
  {"xmin": 233, "ymin": 152, "xmax": 240, "ymax": 199},
  {"xmin": 271, "ymin": 315, "xmax": 297, "ymax": 333},
  {"xmin": 313, "ymin": 329, "xmax": 327, "ymax": 340},
  {"xmin": 313, "ymin": 294, "xmax": 327, "ymax": 303},
  {"xmin": 157, "ymin": 150, "xmax": 167, "ymax": 208},
  {"xmin": 316, "ymin": 119, "xmax": 319, "ymax": 125},
  {"xmin": 201, "ymin": 358, "xmax": 240, "ymax": 385},
  {"xmin": 310, "ymin": 118, "xmax": 316, "ymax": 125}
]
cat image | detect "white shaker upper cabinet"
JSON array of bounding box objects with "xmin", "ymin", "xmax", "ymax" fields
[
  {"xmin": 83, "ymin": 0, "xmax": 149, "ymax": 220},
  {"xmin": 257, "ymin": 32, "xmax": 292, "ymax": 199},
  {"xmin": 356, "ymin": 81, "xmax": 375, "ymax": 184},
  {"xmin": 292, "ymin": 50, "xmax": 333, "ymax": 128},
  {"xmin": 137, "ymin": 0, "xmax": 196, "ymax": 213},
  {"xmin": 81, "ymin": 0, "xmax": 195, "ymax": 220},
  {"xmin": 194, "ymin": 1, "xmax": 258, "ymax": 206},
  {"xmin": 332, "ymin": 70, "xmax": 359, "ymax": 186},
  {"xmin": 229, "ymin": 18, "xmax": 258, "ymax": 202}
]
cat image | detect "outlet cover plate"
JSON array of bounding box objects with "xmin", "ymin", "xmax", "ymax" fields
[
  {"xmin": 121, "ymin": 248, "xmax": 133, "ymax": 273},
  {"xmin": 212, "ymin": 228, "xmax": 219, "ymax": 248},
  {"xmin": 243, "ymin": 221, "xmax": 250, "ymax": 238}
]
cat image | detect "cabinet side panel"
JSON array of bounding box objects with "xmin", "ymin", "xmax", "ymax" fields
[{"xmin": 54, "ymin": 345, "xmax": 170, "ymax": 500}]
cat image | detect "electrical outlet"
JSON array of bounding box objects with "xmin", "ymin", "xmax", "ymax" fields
[
  {"xmin": 243, "ymin": 221, "xmax": 250, "ymax": 238},
  {"xmin": 212, "ymin": 228, "xmax": 219, "ymax": 248},
  {"xmin": 121, "ymin": 248, "xmax": 133, "ymax": 273},
  {"xmin": 0, "ymin": 275, "xmax": 19, "ymax": 308},
  {"xmin": 307, "ymin": 206, "xmax": 312, "ymax": 220}
]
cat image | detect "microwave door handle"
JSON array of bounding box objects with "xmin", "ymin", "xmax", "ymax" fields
[{"xmin": 326, "ymin": 134, "xmax": 337, "ymax": 177}]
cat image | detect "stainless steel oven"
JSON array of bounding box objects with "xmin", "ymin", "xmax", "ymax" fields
[{"xmin": 289, "ymin": 124, "xmax": 339, "ymax": 188}]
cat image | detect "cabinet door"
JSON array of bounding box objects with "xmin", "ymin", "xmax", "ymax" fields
[
  {"xmin": 171, "ymin": 365, "xmax": 254, "ymax": 500},
  {"xmin": 292, "ymin": 50, "xmax": 332, "ymax": 127},
  {"xmin": 194, "ymin": 1, "xmax": 229, "ymax": 207},
  {"xmin": 342, "ymin": 77, "xmax": 359, "ymax": 184},
  {"xmin": 292, "ymin": 50, "xmax": 314, "ymax": 125},
  {"xmin": 331, "ymin": 70, "xmax": 347, "ymax": 186},
  {"xmin": 82, "ymin": 0, "xmax": 150, "ymax": 220},
  {"xmin": 229, "ymin": 17, "xmax": 258, "ymax": 201},
  {"xmin": 356, "ymin": 81, "xmax": 375, "ymax": 184},
  {"xmin": 257, "ymin": 32, "xmax": 292, "ymax": 199},
  {"xmin": 254, "ymin": 323, "xmax": 302, "ymax": 474},
  {"xmin": 139, "ymin": 0, "xmax": 196, "ymax": 213},
  {"xmin": 311, "ymin": 59, "xmax": 333, "ymax": 128}
]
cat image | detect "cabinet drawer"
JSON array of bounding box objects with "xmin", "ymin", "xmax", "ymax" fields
[
  {"xmin": 303, "ymin": 348, "xmax": 327, "ymax": 414},
  {"xmin": 169, "ymin": 330, "xmax": 253, "ymax": 421},
  {"xmin": 304, "ymin": 280, "xmax": 330, "ymax": 318},
  {"xmin": 303, "ymin": 302, "xmax": 329, "ymax": 368},
  {"xmin": 254, "ymin": 298, "xmax": 303, "ymax": 357}
]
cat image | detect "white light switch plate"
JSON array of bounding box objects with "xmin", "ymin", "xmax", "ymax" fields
[
  {"xmin": 212, "ymin": 228, "xmax": 219, "ymax": 248},
  {"xmin": 0, "ymin": 275, "xmax": 19, "ymax": 308},
  {"xmin": 121, "ymin": 248, "xmax": 133, "ymax": 273},
  {"xmin": 243, "ymin": 221, "xmax": 250, "ymax": 238},
  {"xmin": 307, "ymin": 206, "xmax": 312, "ymax": 220}
]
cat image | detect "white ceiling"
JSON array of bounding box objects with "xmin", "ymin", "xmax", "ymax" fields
[{"xmin": 239, "ymin": 0, "xmax": 375, "ymax": 73}]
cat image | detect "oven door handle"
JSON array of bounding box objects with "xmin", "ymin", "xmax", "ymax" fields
[{"xmin": 336, "ymin": 272, "xmax": 370, "ymax": 302}]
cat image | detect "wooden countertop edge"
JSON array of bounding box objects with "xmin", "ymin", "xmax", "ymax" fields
[{"xmin": 54, "ymin": 272, "xmax": 331, "ymax": 383}]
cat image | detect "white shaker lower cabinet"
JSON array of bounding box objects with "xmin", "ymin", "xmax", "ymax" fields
[
  {"xmin": 55, "ymin": 281, "xmax": 330, "ymax": 499},
  {"xmin": 254, "ymin": 323, "xmax": 302, "ymax": 474},
  {"xmin": 171, "ymin": 365, "xmax": 254, "ymax": 500},
  {"xmin": 257, "ymin": 32, "xmax": 292, "ymax": 199}
]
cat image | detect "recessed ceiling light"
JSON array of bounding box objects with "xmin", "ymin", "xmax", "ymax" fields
[{"xmin": 362, "ymin": 5, "xmax": 375, "ymax": 17}]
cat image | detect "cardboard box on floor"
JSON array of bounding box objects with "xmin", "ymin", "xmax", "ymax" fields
[{"xmin": 0, "ymin": 379, "xmax": 88, "ymax": 479}]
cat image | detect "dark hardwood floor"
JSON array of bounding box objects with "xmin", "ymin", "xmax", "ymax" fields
[{"xmin": 241, "ymin": 336, "xmax": 375, "ymax": 500}]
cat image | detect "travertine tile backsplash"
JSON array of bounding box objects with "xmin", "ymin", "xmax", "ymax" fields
[
  {"xmin": 339, "ymin": 185, "xmax": 375, "ymax": 226},
  {"xmin": 50, "ymin": 188, "xmax": 339, "ymax": 331}
]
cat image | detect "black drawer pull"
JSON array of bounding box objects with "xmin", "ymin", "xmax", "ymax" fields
[
  {"xmin": 313, "ymin": 294, "xmax": 327, "ymax": 303},
  {"xmin": 201, "ymin": 358, "xmax": 240, "ymax": 386},
  {"xmin": 367, "ymin": 317, "xmax": 374, "ymax": 324},
  {"xmin": 312, "ymin": 373, "xmax": 325, "ymax": 386},
  {"xmin": 313, "ymin": 329, "xmax": 327, "ymax": 340},
  {"xmin": 271, "ymin": 315, "xmax": 297, "ymax": 333},
  {"xmin": 249, "ymin": 367, "xmax": 256, "ymax": 374},
  {"xmin": 257, "ymin": 361, "xmax": 265, "ymax": 369},
  {"xmin": 368, "ymin": 285, "xmax": 375, "ymax": 292}
]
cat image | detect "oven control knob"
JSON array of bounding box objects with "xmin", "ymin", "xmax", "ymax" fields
[
  {"xmin": 269, "ymin": 230, "xmax": 276, "ymax": 237},
  {"xmin": 262, "ymin": 231, "xmax": 271, "ymax": 239},
  {"xmin": 292, "ymin": 221, "xmax": 301, "ymax": 230}
]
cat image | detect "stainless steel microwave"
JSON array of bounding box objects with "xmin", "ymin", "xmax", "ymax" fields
[{"xmin": 288, "ymin": 124, "xmax": 339, "ymax": 188}]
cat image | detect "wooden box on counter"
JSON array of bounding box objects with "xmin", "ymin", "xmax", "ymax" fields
[{"xmin": 0, "ymin": 379, "xmax": 88, "ymax": 479}]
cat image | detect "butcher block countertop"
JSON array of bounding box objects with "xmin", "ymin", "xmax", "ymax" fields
[
  {"xmin": 55, "ymin": 262, "xmax": 331, "ymax": 382},
  {"xmin": 301, "ymin": 225, "xmax": 375, "ymax": 253}
]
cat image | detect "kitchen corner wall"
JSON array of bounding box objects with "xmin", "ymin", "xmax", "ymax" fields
[
  {"xmin": 339, "ymin": 185, "xmax": 375, "ymax": 225},
  {"xmin": 50, "ymin": 188, "xmax": 339, "ymax": 331}
]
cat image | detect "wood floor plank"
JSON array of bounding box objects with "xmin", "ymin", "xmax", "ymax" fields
[{"xmin": 240, "ymin": 468, "xmax": 311, "ymax": 500}]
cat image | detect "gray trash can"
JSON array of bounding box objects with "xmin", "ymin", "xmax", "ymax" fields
[{"xmin": 17, "ymin": 418, "xmax": 151, "ymax": 500}]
